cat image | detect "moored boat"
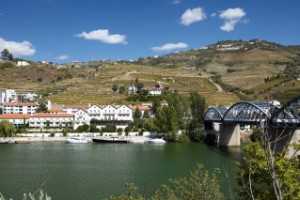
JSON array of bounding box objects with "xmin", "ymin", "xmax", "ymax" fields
[
  {"xmin": 148, "ymin": 138, "xmax": 166, "ymax": 144},
  {"xmin": 92, "ymin": 137, "xmax": 128, "ymax": 144},
  {"xmin": 67, "ymin": 137, "xmax": 90, "ymax": 144}
]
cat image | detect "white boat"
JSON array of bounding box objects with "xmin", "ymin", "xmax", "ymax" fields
[
  {"xmin": 67, "ymin": 137, "xmax": 90, "ymax": 144},
  {"xmin": 128, "ymin": 137, "xmax": 150, "ymax": 144},
  {"xmin": 148, "ymin": 138, "xmax": 166, "ymax": 144}
]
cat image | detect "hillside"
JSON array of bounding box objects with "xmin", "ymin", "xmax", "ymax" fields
[
  {"xmin": 137, "ymin": 39, "xmax": 300, "ymax": 102},
  {"xmin": 1, "ymin": 39, "xmax": 300, "ymax": 106},
  {"xmin": 0, "ymin": 61, "xmax": 238, "ymax": 106}
]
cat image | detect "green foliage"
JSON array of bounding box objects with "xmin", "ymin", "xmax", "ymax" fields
[
  {"xmin": 102, "ymin": 124, "xmax": 117, "ymax": 132},
  {"xmin": 119, "ymin": 86, "xmax": 126, "ymax": 94},
  {"xmin": 238, "ymin": 142, "xmax": 300, "ymax": 200},
  {"xmin": 90, "ymin": 124, "xmax": 100, "ymax": 132},
  {"xmin": 107, "ymin": 165, "xmax": 224, "ymax": 200},
  {"xmin": 112, "ymin": 84, "xmax": 119, "ymax": 93},
  {"xmin": 76, "ymin": 124, "xmax": 90, "ymax": 133},
  {"xmin": 0, "ymin": 121, "xmax": 16, "ymax": 137},
  {"xmin": 117, "ymin": 128, "xmax": 123, "ymax": 135},
  {"xmin": 37, "ymin": 102, "xmax": 48, "ymax": 113},
  {"xmin": 151, "ymin": 98, "xmax": 161, "ymax": 115},
  {"xmin": 188, "ymin": 92, "xmax": 206, "ymax": 141},
  {"xmin": 1, "ymin": 49, "xmax": 13, "ymax": 61}
]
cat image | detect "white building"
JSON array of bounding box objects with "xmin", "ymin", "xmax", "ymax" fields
[
  {"xmin": 28, "ymin": 113, "xmax": 74, "ymax": 129},
  {"xmin": 16, "ymin": 61, "xmax": 30, "ymax": 67},
  {"xmin": 86, "ymin": 105, "xmax": 102, "ymax": 119},
  {"xmin": 115, "ymin": 105, "xmax": 133, "ymax": 121},
  {"xmin": 128, "ymin": 84, "xmax": 137, "ymax": 95},
  {"xmin": 1, "ymin": 102, "xmax": 38, "ymax": 114},
  {"xmin": 0, "ymin": 114, "xmax": 29, "ymax": 126},
  {"xmin": 149, "ymin": 88, "xmax": 162, "ymax": 96},
  {"xmin": 86, "ymin": 105, "xmax": 133, "ymax": 122},
  {"xmin": 74, "ymin": 109, "xmax": 90, "ymax": 129},
  {"xmin": 0, "ymin": 89, "xmax": 17, "ymax": 103}
]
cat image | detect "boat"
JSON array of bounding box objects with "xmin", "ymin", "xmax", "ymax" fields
[
  {"xmin": 67, "ymin": 137, "xmax": 90, "ymax": 144},
  {"xmin": 92, "ymin": 137, "xmax": 128, "ymax": 144},
  {"xmin": 148, "ymin": 138, "xmax": 166, "ymax": 144},
  {"xmin": 128, "ymin": 137, "xmax": 150, "ymax": 144}
]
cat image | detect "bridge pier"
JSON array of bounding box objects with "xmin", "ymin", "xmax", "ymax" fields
[{"xmin": 219, "ymin": 124, "xmax": 241, "ymax": 147}]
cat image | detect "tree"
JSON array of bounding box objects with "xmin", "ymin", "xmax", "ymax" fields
[
  {"xmin": 188, "ymin": 92, "xmax": 206, "ymax": 141},
  {"xmin": 133, "ymin": 109, "xmax": 143, "ymax": 129},
  {"xmin": 119, "ymin": 85, "xmax": 126, "ymax": 94},
  {"xmin": 0, "ymin": 121, "xmax": 16, "ymax": 137},
  {"xmin": 108, "ymin": 165, "xmax": 224, "ymax": 200},
  {"xmin": 152, "ymin": 98, "xmax": 161, "ymax": 115},
  {"xmin": 37, "ymin": 101, "xmax": 48, "ymax": 113},
  {"xmin": 117, "ymin": 128, "xmax": 123, "ymax": 136},
  {"xmin": 112, "ymin": 84, "xmax": 119, "ymax": 93},
  {"xmin": 1, "ymin": 49, "xmax": 13, "ymax": 61},
  {"xmin": 76, "ymin": 124, "xmax": 90, "ymax": 133},
  {"xmin": 239, "ymin": 142, "xmax": 300, "ymax": 200},
  {"xmin": 134, "ymin": 78, "xmax": 144, "ymax": 93},
  {"xmin": 143, "ymin": 110, "xmax": 150, "ymax": 119}
]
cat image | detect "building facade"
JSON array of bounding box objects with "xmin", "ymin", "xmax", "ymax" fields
[
  {"xmin": 1, "ymin": 102, "xmax": 38, "ymax": 114},
  {"xmin": 28, "ymin": 113, "xmax": 74, "ymax": 129}
]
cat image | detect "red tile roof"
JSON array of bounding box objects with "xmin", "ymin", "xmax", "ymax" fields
[
  {"xmin": 31, "ymin": 113, "xmax": 74, "ymax": 118},
  {"xmin": 0, "ymin": 114, "xmax": 29, "ymax": 119}
]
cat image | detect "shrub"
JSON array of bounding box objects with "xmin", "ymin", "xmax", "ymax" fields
[{"xmin": 107, "ymin": 165, "xmax": 224, "ymax": 200}]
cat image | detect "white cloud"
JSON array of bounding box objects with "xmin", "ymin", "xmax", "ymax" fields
[
  {"xmin": 152, "ymin": 42, "xmax": 188, "ymax": 52},
  {"xmin": 56, "ymin": 54, "xmax": 69, "ymax": 60},
  {"xmin": 0, "ymin": 37, "xmax": 36, "ymax": 57},
  {"xmin": 77, "ymin": 29, "xmax": 127, "ymax": 45},
  {"xmin": 219, "ymin": 8, "xmax": 246, "ymax": 32},
  {"xmin": 181, "ymin": 7, "xmax": 207, "ymax": 26}
]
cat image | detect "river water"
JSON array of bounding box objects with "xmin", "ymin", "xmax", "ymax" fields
[{"xmin": 0, "ymin": 143, "xmax": 239, "ymax": 200}]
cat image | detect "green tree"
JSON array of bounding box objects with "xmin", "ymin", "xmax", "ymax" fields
[
  {"xmin": 238, "ymin": 142, "xmax": 300, "ymax": 200},
  {"xmin": 107, "ymin": 165, "xmax": 224, "ymax": 200},
  {"xmin": 119, "ymin": 85, "xmax": 126, "ymax": 94},
  {"xmin": 1, "ymin": 49, "xmax": 13, "ymax": 61},
  {"xmin": 37, "ymin": 101, "xmax": 48, "ymax": 113},
  {"xmin": 0, "ymin": 121, "xmax": 16, "ymax": 137},
  {"xmin": 143, "ymin": 110, "xmax": 150, "ymax": 119},
  {"xmin": 117, "ymin": 128, "xmax": 123, "ymax": 136},
  {"xmin": 188, "ymin": 92, "xmax": 206, "ymax": 141},
  {"xmin": 152, "ymin": 98, "xmax": 161, "ymax": 115},
  {"xmin": 112, "ymin": 84, "xmax": 119, "ymax": 93},
  {"xmin": 133, "ymin": 109, "xmax": 143, "ymax": 129},
  {"xmin": 76, "ymin": 124, "xmax": 90, "ymax": 132}
]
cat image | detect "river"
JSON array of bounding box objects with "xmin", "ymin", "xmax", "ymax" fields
[{"xmin": 0, "ymin": 143, "xmax": 239, "ymax": 200}]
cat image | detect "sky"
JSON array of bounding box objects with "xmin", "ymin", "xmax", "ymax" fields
[{"xmin": 0, "ymin": 0, "xmax": 300, "ymax": 62}]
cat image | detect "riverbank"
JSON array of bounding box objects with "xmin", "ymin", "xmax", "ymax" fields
[{"xmin": 0, "ymin": 134, "xmax": 158, "ymax": 144}]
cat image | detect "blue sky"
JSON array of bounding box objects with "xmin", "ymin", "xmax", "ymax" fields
[{"xmin": 0, "ymin": 0, "xmax": 300, "ymax": 62}]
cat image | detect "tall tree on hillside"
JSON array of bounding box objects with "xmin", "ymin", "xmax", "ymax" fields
[
  {"xmin": 37, "ymin": 101, "xmax": 48, "ymax": 113},
  {"xmin": 112, "ymin": 84, "xmax": 119, "ymax": 93},
  {"xmin": 188, "ymin": 92, "xmax": 206, "ymax": 141},
  {"xmin": 1, "ymin": 49, "xmax": 13, "ymax": 61}
]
